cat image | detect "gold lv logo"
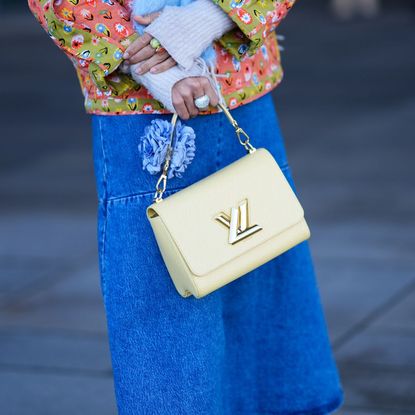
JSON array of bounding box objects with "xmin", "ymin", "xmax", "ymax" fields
[{"xmin": 215, "ymin": 199, "xmax": 263, "ymax": 245}]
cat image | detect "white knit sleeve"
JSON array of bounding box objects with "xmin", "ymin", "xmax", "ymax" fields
[
  {"xmin": 144, "ymin": 0, "xmax": 235, "ymax": 70},
  {"xmin": 130, "ymin": 62, "xmax": 205, "ymax": 112}
]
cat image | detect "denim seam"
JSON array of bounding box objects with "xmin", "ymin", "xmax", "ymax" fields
[
  {"xmin": 103, "ymin": 186, "xmax": 186, "ymax": 205},
  {"xmin": 98, "ymin": 165, "xmax": 291, "ymax": 205},
  {"xmin": 97, "ymin": 117, "xmax": 109, "ymax": 300},
  {"xmin": 98, "ymin": 117, "xmax": 110, "ymax": 201},
  {"xmin": 100, "ymin": 202, "xmax": 109, "ymax": 301}
]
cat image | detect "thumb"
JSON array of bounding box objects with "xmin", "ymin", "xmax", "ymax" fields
[{"xmin": 134, "ymin": 12, "xmax": 161, "ymax": 26}]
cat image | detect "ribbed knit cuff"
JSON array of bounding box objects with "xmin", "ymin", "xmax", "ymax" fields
[
  {"xmin": 144, "ymin": 0, "xmax": 235, "ymax": 70},
  {"xmin": 130, "ymin": 63, "xmax": 205, "ymax": 112}
]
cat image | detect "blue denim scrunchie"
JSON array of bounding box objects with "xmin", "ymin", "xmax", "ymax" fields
[{"xmin": 138, "ymin": 118, "xmax": 196, "ymax": 179}]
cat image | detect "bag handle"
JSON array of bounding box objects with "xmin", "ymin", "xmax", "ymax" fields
[{"xmin": 153, "ymin": 103, "xmax": 256, "ymax": 203}]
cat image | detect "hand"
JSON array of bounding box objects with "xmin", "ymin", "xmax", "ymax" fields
[
  {"xmin": 123, "ymin": 13, "xmax": 176, "ymax": 75},
  {"xmin": 172, "ymin": 77, "xmax": 219, "ymax": 120}
]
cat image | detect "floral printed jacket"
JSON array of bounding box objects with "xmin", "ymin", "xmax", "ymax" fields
[{"xmin": 28, "ymin": 0, "xmax": 295, "ymax": 115}]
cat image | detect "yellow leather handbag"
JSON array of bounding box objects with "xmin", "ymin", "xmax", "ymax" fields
[{"xmin": 146, "ymin": 104, "xmax": 310, "ymax": 299}]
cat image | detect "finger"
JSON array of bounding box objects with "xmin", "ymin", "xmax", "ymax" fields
[
  {"xmin": 128, "ymin": 45, "xmax": 157, "ymax": 65},
  {"xmin": 134, "ymin": 52, "xmax": 170, "ymax": 75},
  {"xmin": 124, "ymin": 33, "xmax": 152, "ymax": 59},
  {"xmin": 150, "ymin": 57, "xmax": 177, "ymax": 74},
  {"xmin": 190, "ymin": 78, "xmax": 205, "ymax": 101},
  {"xmin": 172, "ymin": 91, "xmax": 189, "ymax": 120},
  {"xmin": 134, "ymin": 12, "xmax": 161, "ymax": 25},
  {"xmin": 182, "ymin": 84, "xmax": 199, "ymax": 118},
  {"xmin": 201, "ymin": 78, "xmax": 219, "ymax": 108}
]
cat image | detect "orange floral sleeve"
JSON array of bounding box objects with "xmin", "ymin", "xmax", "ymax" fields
[
  {"xmin": 213, "ymin": 0, "xmax": 296, "ymax": 58},
  {"xmin": 27, "ymin": 0, "xmax": 138, "ymax": 93}
]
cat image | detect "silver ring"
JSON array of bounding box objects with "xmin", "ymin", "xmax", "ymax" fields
[{"xmin": 194, "ymin": 94, "xmax": 210, "ymax": 110}]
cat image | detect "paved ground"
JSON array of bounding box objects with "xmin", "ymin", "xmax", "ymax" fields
[{"xmin": 0, "ymin": 3, "xmax": 414, "ymax": 414}]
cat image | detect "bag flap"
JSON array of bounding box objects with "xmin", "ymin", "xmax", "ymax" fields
[{"xmin": 147, "ymin": 148, "xmax": 305, "ymax": 277}]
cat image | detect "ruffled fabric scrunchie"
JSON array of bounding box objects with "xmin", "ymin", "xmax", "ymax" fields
[{"xmin": 138, "ymin": 118, "xmax": 196, "ymax": 179}]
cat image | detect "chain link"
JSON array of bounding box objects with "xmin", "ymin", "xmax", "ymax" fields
[
  {"xmin": 152, "ymin": 104, "xmax": 256, "ymax": 203},
  {"xmin": 220, "ymin": 103, "xmax": 256, "ymax": 154},
  {"xmin": 153, "ymin": 114, "xmax": 178, "ymax": 203}
]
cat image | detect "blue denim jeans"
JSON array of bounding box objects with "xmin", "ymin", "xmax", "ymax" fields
[{"xmin": 92, "ymin": 93, "xmax": 343, "ymax": 414}]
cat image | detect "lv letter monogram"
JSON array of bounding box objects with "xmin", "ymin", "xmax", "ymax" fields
[{"xmin": 215, "ymin": 199, "xmax": 263, "ymax": 245}]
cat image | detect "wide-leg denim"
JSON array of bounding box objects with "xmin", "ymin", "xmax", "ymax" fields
[{"xmin": 92, "ymin": 93, "xmax": 343, "ymax": 415}]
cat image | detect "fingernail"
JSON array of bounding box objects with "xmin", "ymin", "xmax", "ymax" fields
[
  {"xmin": 150, "ymin": 67, "xmax": 157, "ymax": 73},
  {"xmin": 123, "ymin": 52, "xmax": 129, "ymax": 59},
  {"xmin": 136, "ymin": 66, "xmax": 143, "ymax": 74}
]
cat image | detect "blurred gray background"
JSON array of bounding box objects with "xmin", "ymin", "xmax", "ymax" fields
[{"xmin": 0, "ymin": 1, "xmax": 414, "ymax": 414}]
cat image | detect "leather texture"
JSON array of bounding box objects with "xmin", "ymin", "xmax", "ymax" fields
[{"xmin": 147, "ymin": 148, "xmax": 310, "ymax": 298}]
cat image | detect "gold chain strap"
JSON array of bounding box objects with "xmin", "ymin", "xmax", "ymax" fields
[{"xmin": 153, "ymin": 103, "xmax": 256, "ymax": 203}]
